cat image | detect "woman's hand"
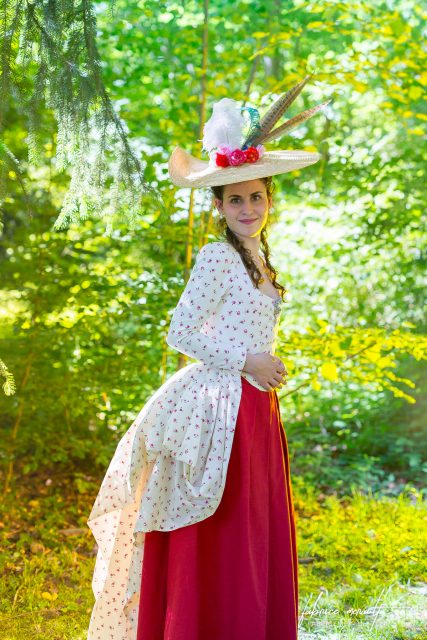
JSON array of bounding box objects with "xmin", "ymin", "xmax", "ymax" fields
[{"xmin": 242, "ymin": 352, "xmax": 288, "ymax": 391}]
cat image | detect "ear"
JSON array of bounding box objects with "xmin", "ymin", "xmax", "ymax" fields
[{"xmin": 214, "ymin": 197, "xmax": 223, "ymax": 211}]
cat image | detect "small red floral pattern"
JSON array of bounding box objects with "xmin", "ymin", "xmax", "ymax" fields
[{"xmin": 87, "ymin": 241, "xmax": 283, "ymax": 639}]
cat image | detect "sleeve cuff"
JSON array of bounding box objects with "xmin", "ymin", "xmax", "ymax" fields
[{"xmin": 232, "ymin": 345, "xmax": 247, "ymax": 374}]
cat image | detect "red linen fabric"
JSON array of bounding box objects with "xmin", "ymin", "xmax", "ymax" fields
[{"xmin": 136, "ymin": 375, "xmax": 299, "ymax": 640}]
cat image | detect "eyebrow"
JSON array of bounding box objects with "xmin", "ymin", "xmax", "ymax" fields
[{"xmin": 227, "ymin": 191, "xmax": 263, "ymax": 199}]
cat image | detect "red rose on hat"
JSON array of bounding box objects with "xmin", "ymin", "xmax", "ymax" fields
[
  {"xmin": 244, "ymin": 146, "xmax": 260, "ymax": 163},
  {"xmin": 215, "ymin": 153, "xmax": 230, "ymax": 167}
]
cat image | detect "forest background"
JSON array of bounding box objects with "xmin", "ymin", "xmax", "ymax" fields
[{"xmin": 0, "ymin": 0, "xmax": 426, "ymax": 638}]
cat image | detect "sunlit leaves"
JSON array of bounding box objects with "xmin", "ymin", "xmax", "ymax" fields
[
  {"xmin": 320, "ymin": 361, "xmax": 339, "ymax": 382},
  {"xmin": 278, "ymin": 316, "xmax": 427, "ymax": 404}
]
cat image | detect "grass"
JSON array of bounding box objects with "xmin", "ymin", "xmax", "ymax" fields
[
  {"xmin": 292, "ymin": 476, "xmax": 427, "ymax": 638},
  {"xmin": 0, "ymin": 469, "xmax": 426, "ymax": 639}
]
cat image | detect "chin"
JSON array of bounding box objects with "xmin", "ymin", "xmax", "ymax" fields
[{"xmin": 232, "ymin": 222, "xmax": 262, "ymax": 234}]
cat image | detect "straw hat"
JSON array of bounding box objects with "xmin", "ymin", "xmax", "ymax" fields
[{"xmin": 168, "ymin": 74, "xmax": 331, "ymax": 188}]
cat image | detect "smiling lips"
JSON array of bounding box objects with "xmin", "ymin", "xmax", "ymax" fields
[{"xmin": 240, "ymin": 218, "xmax": 257, "ymax": 224}]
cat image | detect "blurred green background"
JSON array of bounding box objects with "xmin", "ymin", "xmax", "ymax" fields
[{"xmin": 0, "ymin": 0, "xmax": 426, "ymax": 638}]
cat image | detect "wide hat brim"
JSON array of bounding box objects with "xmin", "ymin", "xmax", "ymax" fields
[{"xmin": 168, "ymin": 146, "xmax": 321, "ymax": 188}]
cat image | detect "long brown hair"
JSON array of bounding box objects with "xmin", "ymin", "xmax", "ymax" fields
[{"xmin": 210, "ymin": 176, "xmax": 287, "ymax": 302}]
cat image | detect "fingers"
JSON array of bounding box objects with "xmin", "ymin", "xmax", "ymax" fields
[
  {"xmin": 273, "ymin": 356, "xmax": 287, "ymax": 376},
  {"xmin": 264, "ymin": 378, "xmax": 286, "ymax": 391},
  {"xmin": 271, "ymin": 367, "xmax": 289, "ymax": 390},
  {"xmin": 272, "ymin": 373, "xmax": 286, "ymax": 385},
  {"xmin": 269, "ymin": 376, "xmax": 287, "ymax": 390},
  {"xmin": 259, "ymin": 356, "xmax": 290, "ymax": 391}
]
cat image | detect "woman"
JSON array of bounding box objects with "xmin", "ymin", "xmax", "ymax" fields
[
  {"xmin": 137, "ymin": 174, "xmax": 299, "ymax": 640},
  {"xmin": 87, "ymin": 78, "xmax": 329, "ymax": 640}
]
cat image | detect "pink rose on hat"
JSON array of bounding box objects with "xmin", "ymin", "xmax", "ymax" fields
[{"xmin": 229, "ymin": 149, "xmax": 246, "ymax": 166}]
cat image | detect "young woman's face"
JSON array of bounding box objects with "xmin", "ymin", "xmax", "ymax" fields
[{"xmin": 214, "ymin": 178, "xmax": 272, "ymax": 241}]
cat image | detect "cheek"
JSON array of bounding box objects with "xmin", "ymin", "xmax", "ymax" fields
[{"xmin": 223, "ymin": 205, "xmax": 239, "ymax": 218}]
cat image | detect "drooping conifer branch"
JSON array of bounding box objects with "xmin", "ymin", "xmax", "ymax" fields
[{"xmin": 0, "ymin": 0, "xmax": 162, "ymax": 232}]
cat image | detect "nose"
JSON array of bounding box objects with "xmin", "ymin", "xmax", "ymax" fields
[{"xmin": 241, "ymin": 200, "xmax": 256, "ymax": 214}]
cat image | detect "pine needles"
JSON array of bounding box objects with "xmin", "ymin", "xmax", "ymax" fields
[{"xmin": 0, "ymin": 0, "xmax": 163, "ymax": 232}]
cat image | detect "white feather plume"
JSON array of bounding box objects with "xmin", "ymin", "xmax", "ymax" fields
[{"xmin": 202, "ymin": 98, "xmax": 245, "ymax": 153}]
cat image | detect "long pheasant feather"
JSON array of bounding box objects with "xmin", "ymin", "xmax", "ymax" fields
[
  {"xmin": 242, "ymin": 74, "xmax": 313, "ymax": 147},
  {"xmin": 257, "ymin": 99, "xmax": 332, "ymax": 145}
]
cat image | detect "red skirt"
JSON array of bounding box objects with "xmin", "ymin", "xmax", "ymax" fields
[{"xmin": 136, "ymin": 375, "xmax": 299, "ymax": 640}]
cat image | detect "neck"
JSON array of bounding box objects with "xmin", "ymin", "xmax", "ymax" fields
[{"xmin": 237, "ymin": 235, "xmax": 261, "ymax": 258}]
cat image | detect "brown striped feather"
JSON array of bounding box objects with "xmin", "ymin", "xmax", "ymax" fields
[
  {"xmin": 246, "ymin": 74, "xmax": 313, "ymax": 147},
  {"xmin": 257, "ymin": 99, "xmax": 332, "ymax": 145}
]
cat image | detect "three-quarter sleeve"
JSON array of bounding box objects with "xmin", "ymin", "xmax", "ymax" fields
[{"xmin": 166, "ymin": 243, "xmax": 247, "ymax": 373}]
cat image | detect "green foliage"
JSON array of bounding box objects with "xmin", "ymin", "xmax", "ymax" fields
[
  {"xmin": 0, "ymin": 0, "xmax": 424, "ymax": 485},
  {"xmin": 0, "ymin": 358, "xmax": 15, "ymax": 395},
  {"xmin": 0, "ymin": 0, "xmax": 162, "ymax": 229},
  {"xmin": 0, "ymin": 211, "xmax": 183, "ymax": 475},
  {"xmin": 0, "ymin": 1, "xmax": 426, "ymax": 635}
]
